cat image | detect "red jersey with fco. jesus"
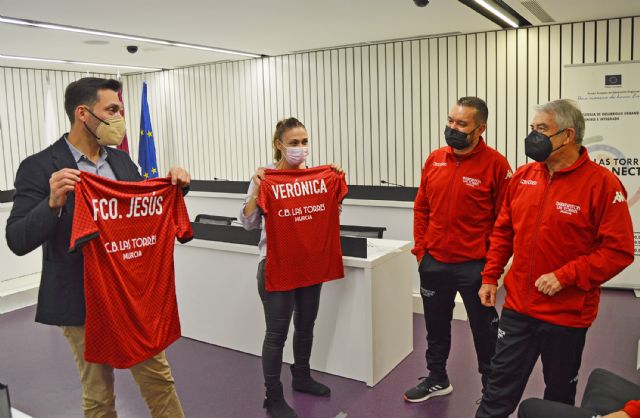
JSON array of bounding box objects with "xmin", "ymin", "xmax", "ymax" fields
[
  {"xmin": 258, "ymin": 165, "xmax": 348, "ymax": 291},
  {"xmin": 70, "ymin": 172, "xmax": 192, "ymax": 368}
]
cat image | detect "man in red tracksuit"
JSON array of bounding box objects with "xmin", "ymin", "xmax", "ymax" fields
[
  {"xmin": 475, "ymin": 99, "xmax": 635, "ymax": 418},
  {"xmin": 404, "ymin": 97, "xmax": 512, "ymax": 403}
]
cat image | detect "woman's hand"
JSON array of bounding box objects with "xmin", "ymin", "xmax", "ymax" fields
[
  {"xmin": 330, "ymin": 163, "xmax": 344, "ymax": 174},
  {"xmin": 244, "ymin": 167, "xmax": 265, "ymax": 217},
  {"xmin": 252, "ymin": 167, "xmax": 266, "ymax": 188}
]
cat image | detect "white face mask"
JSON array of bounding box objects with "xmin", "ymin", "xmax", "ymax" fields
[{"xmin": 283, "ymin": 146, "xmax": 309, "ymax": 166}]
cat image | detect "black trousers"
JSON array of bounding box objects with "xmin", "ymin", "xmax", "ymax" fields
[
  {"xmin": 518, "ymin": 368, "xmax": 640, "ymax": 418},
  {"xmin": 419, "ymin": 253, "xmax": 499, "ymax": 383},
  {"xmin": 257, "ymin": 260, "xmax": 322, "ymax": 387},
  {"xmin": 476, "ymin": 308, "xmax": 588, "ymax": 418}
]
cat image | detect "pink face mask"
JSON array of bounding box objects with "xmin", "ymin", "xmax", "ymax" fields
[{"xmin": 284, "ymin": 146, "xmax": 309, "ymax": 166}]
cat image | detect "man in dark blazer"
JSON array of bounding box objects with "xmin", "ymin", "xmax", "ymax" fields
[{"xmin": 6, "ymin": 77, "xmax": 190, "ymax": 418}]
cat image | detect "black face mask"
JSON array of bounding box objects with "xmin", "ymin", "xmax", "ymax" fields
[
  {"xmin": 524, "ymin": 129, "xmax": 567, "ymax": 162},
  {"xmin": 444, "ymin": 126, "xmax": 478, "ymax": 150}
]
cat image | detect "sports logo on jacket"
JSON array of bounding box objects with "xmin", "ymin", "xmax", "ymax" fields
[
  {"xmin": 433, "ymin": 161, "xmax": 447, "ymax": 167},
  {"xmin": 462, "ymin": 176, "xmax": 482, "ymax": 187},
  {"xmin": 612, "ymin": 191, "xmax": 626, "ymax": 204},
  {"xmin": 556, "ymin": 201, "xmax": 581, "ymax": 215},
  {"xmin": 520, "ymin": 179, "xmax": 537, "ymax": 186},
  {"xmin": 420, "ymin": 287, "xmax": 435, "ymax": 297},
  {"xmin": 505, "ymin": 170, "xmax": 513, "ymax": 179}
]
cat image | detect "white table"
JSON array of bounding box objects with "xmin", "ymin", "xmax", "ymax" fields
[
  {"xmin": 11, "ymin": 408, "xmax": 33, "ymax": 418},
  {"xmin": 174, "ymin": 238, "xmax": 414, "ymax": 386},
  {"xmin": 0, "ymin": 203, "xmax": 41, "ymax": 282},
  {"xmin": 184, "ymin": 191, "xmax": 414, "ymax": 240},
  {"xmin": 0, "ymin": 203, "xmax": 41, "ymax": 313},
  {"xmin": 183, "ymin": 191, "xmax": 470, "ymax": 319}
]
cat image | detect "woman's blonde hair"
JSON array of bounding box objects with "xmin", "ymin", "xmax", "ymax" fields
[{"xmin": 272, "ymin": 117, "xmax": 305, "ymax": 161}]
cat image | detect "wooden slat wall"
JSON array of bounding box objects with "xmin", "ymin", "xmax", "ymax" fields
[{"xmin": 1, "ymin": 17, "xmax": 638, "ymax": 189}]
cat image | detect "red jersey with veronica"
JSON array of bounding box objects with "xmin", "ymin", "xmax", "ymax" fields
[{"xmin": 257, "ymin": 165, "xmax": 348, "ymax": 291}]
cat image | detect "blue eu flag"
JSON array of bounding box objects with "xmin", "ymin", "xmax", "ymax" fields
[{"xmin": 138, "ymin": 82, "xmax": 159, "ymax": 179}]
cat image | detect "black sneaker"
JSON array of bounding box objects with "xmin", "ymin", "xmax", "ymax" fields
[{"xmin": 403, "ymin": 376, "xmax": 453, "ymax": 403}]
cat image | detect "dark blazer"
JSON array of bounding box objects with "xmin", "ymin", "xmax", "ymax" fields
[{"xmin": 5, "ymin": 135, "xmax": 144, "ymax": 326}]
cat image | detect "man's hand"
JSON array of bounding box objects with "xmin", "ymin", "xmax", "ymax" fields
[
  {"xmin": 167, "ymin": 167, "xmax": 191, "ymax": 187},
  {"xmin": 479, "ymin": 284, "xmax": 497, "ymax": 307},
  {"xmin": 534, "ymin": 273, "xmax": 563, "ymax": 296},
  {"xmin": 49, "ymin": 168, "xmax": 81, "ymax": 210}
]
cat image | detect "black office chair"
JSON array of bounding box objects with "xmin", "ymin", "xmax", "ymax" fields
[
  {"xmin": 0, "ymin": 189, "xmax": 15, "ymax": 204},
  {"xmin": 194, "ymin": 214, "xmax": 237, "ymax": 226},
  {"xmin": 339, "ymin": 224, "xmax": 387, "ymax": 239},
  {"xmin": 0, "ymin": 381, "xmax": 11, "ymax": 418}
]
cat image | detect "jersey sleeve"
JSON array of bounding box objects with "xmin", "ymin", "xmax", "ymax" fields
[
  {"xmin": 336, "ymin": 171, "xmax": 348, "ymax": 202},
  {"xmin": 173, "ymin": 186, "xmax": 193, "ymax": 243},
  {"xmin": 257, "ymin": 178, "xmax": 269, "ymax": 216},
  {"xmin": 69, "ymin": 180, "xmax": 100, "ymax": 252}
]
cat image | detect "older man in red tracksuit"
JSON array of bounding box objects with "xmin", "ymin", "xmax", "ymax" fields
[
  {"xmin": 404, "ymin": 96, "xmax": 512, "ymax": 403},
  {"xmin": 475, "ymin": 99, "xmax": 635, "ymax": 418}
]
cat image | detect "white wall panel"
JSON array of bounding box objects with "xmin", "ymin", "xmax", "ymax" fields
[
  {"xmin": 0, "ymin": 68, "xmax": 110, "ymax": 190},
  {"xmin": 1, "ymin": 17, "xmax": 639, "ymax": 190}
]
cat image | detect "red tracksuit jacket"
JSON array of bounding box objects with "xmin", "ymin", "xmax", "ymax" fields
[
  {"xmin": 412, "ymin": 139, "xmax": 512, "ymax": 263},
  {"xmin": 482, "ymin": 148, "xmax": 634, "ymax": 328}
]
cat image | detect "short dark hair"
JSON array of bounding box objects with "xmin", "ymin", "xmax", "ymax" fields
[
  {"xmin": 457, "ymin": 96, "xmax": 488, "ymax": 125},
  {"xmin": 64, "ymin": 77, "xmax": 121, "ymax": 124}
]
